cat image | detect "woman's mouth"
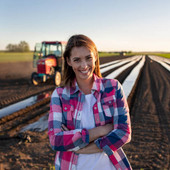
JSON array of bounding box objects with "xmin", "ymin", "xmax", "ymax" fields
[{"xmin": 80, "ymin": 69, "xmax": 90, "ymax": 74}]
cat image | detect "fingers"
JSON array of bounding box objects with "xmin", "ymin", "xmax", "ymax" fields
[{"xmin": 61, "ymin": 124, "xmax": 69, "ymax": 131}]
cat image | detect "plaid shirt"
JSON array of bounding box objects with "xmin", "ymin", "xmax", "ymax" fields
[{"xmin": 48, "ymin": 74, "xmax": 132, "ymax": 170}]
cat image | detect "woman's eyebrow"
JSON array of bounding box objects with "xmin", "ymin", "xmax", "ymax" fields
[
  {"xmin": 85, "ymin": 54, "xmax": 91, "ymax": 57},
  {"xmin": 72, "ymin": 56, "xmax": 80, "ymax": 59},
  {"xmin": 84, "ymin": 54, "xmax": 92, "ymax": 59},
  {"xmin": 72, "ymin": 54, "xmax": 91, "ymax": 59}
]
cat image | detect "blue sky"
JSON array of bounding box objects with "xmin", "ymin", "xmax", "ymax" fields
[{"xmin": 0, "ymin": 0, "xmax": 170, "ymax": 51}]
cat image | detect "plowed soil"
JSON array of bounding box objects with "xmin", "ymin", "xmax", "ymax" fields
[{"xmin": 0, "ymin": 55, "xmax": 169, "ymax": 169}]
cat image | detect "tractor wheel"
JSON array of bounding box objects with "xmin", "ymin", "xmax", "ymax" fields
[
  {"xmin": 54, "ymin": 71, "xmax": 61, "ymax": 86},
  {"xmin": 31, "ymin": 72, "xmax": 39, "ymax": 85}
]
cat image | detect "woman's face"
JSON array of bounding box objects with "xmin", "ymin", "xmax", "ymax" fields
[{"xmin": 67, "ymin": 46, "xmax": 96, "ymax": 83}]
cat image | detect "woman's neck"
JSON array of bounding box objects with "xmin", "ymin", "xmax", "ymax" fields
[{"xmin": 77, "ymin": 77, "xmax": 93, "ymax": 95}]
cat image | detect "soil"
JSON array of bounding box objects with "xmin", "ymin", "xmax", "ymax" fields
[{"xmin": 0, "ymin": 55, "xmax": 169, "ymax": 169}]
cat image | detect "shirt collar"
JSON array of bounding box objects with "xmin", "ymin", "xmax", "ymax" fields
[{"xmin": 69, "ymin": 74, "xmax": 103, "ymax": 95}]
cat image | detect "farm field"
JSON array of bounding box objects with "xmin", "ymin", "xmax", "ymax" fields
[{"xmin": 0, "ymin": 55, "xmax": 169, "ymax": 169}]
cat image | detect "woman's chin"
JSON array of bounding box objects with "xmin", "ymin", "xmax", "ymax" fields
[{"xmin": 78, "ymin": 72, "xmax": 93, "ymax": 81}]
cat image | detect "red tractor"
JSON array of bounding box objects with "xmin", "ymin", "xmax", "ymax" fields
[{"xmin": 31, "ymin": 41, "xmax": 66, "ymax": 86}]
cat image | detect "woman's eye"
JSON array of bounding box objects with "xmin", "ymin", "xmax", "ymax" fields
[
  {"xmin": 73, "ymin": 58, "xmax": 80, "ymax": 62},
  {"xmin": 87, "ymin": 56, "xmax": 92, "ymax": 60}
]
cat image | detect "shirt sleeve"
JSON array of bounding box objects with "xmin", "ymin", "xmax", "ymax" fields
[
  {"xmin": 48, "ymin": 88, "xmax": 89, "ymax": 151},
  {"xmin": 94, "ymin": 80, "xmax": 131, "ymax": 152}
]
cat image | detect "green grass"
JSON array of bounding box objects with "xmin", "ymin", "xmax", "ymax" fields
[
  {"xmin": 133, "ymin": 52, "xmax": 170, "ymax": 59},
  {"xmin": 0, "ymin": 52, "xmax": 33, "ymax": 63},
  {"xmin": 99, "ymin": 52, "xmax": 135, "ymax": 57},
  {"xmin": 147, "ymin": 53, "xmax": 170, "ymax": 59},
  {"xmin": 99, "ymin": 52, "xmax": 119, "ymax": 57}
]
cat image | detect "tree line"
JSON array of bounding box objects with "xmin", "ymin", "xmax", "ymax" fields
[{"xmin": 6, "ymin": 41, "xmax": 30, "ymax": 52}]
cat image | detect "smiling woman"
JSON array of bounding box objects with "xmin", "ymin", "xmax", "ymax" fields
[
  {"xmin": 48, "ymin": 34, "xmax": 132, "ymax": 170},
  {"xmin": 62, "ymin": 35, "xmax": 102, "ymax": 88},
  {"xmin": 67, "ymin": 46, "xmax": 96, "ymax": 94}
]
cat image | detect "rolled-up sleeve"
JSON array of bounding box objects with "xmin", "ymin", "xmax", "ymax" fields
[
  {"xmin": 48, "ymin": 89, "xmax": 89, "ymax": 151},
  {"xmin": 95, "ymin": 80, "xmax": 131, "ymax": 152}
]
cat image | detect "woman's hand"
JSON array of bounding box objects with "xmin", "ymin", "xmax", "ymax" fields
[{"xmin": 61, "ymin": 124, "xmax": 69, "ymax": 131}]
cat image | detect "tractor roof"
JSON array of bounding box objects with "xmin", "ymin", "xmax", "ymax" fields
[{"xmin": 42, "ymin": 41, "xmax": 67, "ymax": 45}]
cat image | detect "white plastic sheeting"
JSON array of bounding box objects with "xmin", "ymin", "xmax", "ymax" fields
[
  {"xmin": 106, "ymin": 56, "xmax": 142, "ymax": 79},
  {"xmin": 20, "ymin": 113, "xmax": 48, "ymax": 132},
  {"xmin": 100, "ymin": 56, "xmax": 139, "ymax": 74},
  {"xmin": 122, "ymin": 56, "xmax": 145, "ymax": 98}
]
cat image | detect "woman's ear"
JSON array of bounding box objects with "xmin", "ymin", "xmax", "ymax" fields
[{"xmin": 66, "ymin": 57, "xmax": 71, "ymax": 67}]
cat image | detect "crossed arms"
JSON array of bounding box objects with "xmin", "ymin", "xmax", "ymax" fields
[{"xmin": 61, "ymin": 123, "xmax": 113, "ymax": 154}]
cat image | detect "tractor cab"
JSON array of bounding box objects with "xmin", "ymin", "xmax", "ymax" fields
[
  {"xmin": 33, "ymin": 43, "xmax": 42, "ymax": 68},
  {"xmin": 31, "ymin": 41, "xmax": 66, "ymax": 86}
]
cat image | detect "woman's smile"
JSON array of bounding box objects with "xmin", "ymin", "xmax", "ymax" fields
[{"xmin": 80, "ymin": 68, "xmax": 90, "ymax": 74}]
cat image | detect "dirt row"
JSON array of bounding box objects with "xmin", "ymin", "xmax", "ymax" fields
[
  {"xmin": 0, "ymin": 55, "xmax": 169, "ymax": 169},
  {"xmin": 123, "ymin": 56, "xmax": 170, "ymax": 169}
]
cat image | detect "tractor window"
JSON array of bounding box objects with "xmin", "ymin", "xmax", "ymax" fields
[
  {"xmin": 41, "ymin": 44, "xmax": 46, "ymax": 57},
  {"xmin": 45, "ymin": 44, "xmax": 62, "ymax": 56},
  {"xmin": 41, "ymin": 43, "xmax": 62, "ymax": 57},
  {"xmin": 54, "ymin": 44, "xmax": 62, "ymax": 57},
  {"xmin": 34, "ymin": 43, "xmax": 42, "ymax": 52}
]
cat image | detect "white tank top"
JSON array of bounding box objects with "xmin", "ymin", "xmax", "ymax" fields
[{"xmin": 77, "ymin": 94, "xmax": 115, "ymax": 170}]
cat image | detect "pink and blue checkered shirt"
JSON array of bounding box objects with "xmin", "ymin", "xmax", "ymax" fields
[{"xmin": 48, "ymin": 74, "xmax": 132, "ymax": 170}]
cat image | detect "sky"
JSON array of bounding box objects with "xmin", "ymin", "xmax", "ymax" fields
[{"xmin": 0, "ymin": 0, "xmax": 170, "ymax": 52}]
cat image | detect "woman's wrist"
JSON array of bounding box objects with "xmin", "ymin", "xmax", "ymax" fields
[{"xmin": 88, "ymin": 126, "xmax": 102, "ymax": 142}]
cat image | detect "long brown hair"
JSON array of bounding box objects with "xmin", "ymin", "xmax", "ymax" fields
[{"xmin": 62, "ymin": 34, "xmax": 102, "ymax": 87}]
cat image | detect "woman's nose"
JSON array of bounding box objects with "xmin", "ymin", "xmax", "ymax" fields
[{"xmin": 81, "ymin": 61, "xmax": 88, "ymax": 68}]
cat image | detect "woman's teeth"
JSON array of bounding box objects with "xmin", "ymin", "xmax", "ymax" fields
[{"xmin": 80, "ymin": 70, "xmax": 88, "ymax": 73}]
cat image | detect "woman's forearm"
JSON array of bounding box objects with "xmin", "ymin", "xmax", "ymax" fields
[
  {"xmin": 75, "ymin": 142, "xmax": 102, "ymax": 154},
  {"xmin": 88, "ymin": 123, "xmax": 113, "ymax": 142}
]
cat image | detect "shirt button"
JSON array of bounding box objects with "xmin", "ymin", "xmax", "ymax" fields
[
  {"xmin": 94, "ymin": 107, "xmax": 97, "ymax": 110},
  {"xmin": 64, "ymin": 107, "xmax": 67, "ymax": 110},
  {"xmin": 109, "ymin": 101, "xmax": 111, "ymax": 104},
  {"xmin": 50, "ymin": 128, "xmax": 53, "ymax": 131}
]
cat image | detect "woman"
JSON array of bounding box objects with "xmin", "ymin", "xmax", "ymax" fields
[{"xmin": 48, "ymin": 34, "xmax": 132, "ymax": 170}]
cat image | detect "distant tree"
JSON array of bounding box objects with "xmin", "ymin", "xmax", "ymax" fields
[
  {"xmin": 6, "ymin": 41, "xmax": 30, "ymax": 52},
  {"xmin": 6, "ymin": 44, "xmax": 13, "ymax": 51},
  {"xmin": 18, "ymin": 41, "xmax": 30, "ymax": 52}
]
